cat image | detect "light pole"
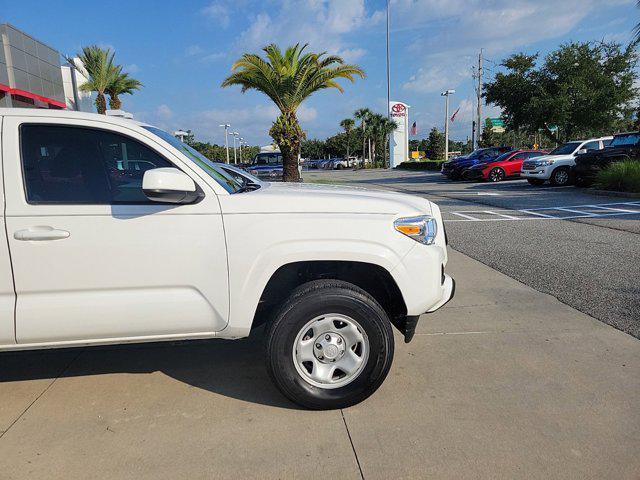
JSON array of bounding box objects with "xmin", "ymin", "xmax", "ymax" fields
[
  {"xmin": 239, "ymin": 137, "xmax": 244, "ymax": 163},
  {"xmin": 231, "ymin": 132, "xmax": 239, "ymax": 164},
  {"xmin": 441, "ymin": 89, "xmax": 455, "ymax": 161},
  {"xmin": 219, "ymin": 124, "xmax": 231, "ymax": 163},
  {"xmin": 386, "ymin": 0, "xmax": 391, "ymax": 119}
]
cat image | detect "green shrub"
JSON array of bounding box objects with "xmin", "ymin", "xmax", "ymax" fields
[
  {"xmin": 396, "ymin": 160, "xmax": 444, "ymax": 171},
  {"xmin": 594, "ymin": 160, "xmax": 640, "ymax": 193}
]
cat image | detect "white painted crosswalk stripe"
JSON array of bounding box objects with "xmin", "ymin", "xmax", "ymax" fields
[{"xmin": 445, "ymin": 201, "xmax": 640, "ymax": 222}]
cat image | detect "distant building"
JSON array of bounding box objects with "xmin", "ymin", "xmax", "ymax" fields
[
  {"xmin": 1, "ymin": 23, "xmax": 93, "ymax": 112},
  {"xmin": 0, "ymin": 23, "xmax": 65, "ymax": 109}
]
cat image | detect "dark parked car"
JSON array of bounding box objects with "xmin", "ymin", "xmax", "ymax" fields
[
  {"xmin": 247, "ymin": 152, "xmax": 284, "ymax": 181},
  {"xmin": 441, "ymin": 146, "xmax": 512, "ymax": 180},
  {"xmin": 573, "ymin": 132, "xmax": 640, "ymax": 186},
  {"xmin": 463, "ymin": 149, "xmax": 547, "ymax": 182}
]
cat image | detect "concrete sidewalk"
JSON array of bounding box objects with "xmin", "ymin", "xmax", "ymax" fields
[{"xmin": 1, "ymin": 250, "xmax": 639, "ymax": 479}]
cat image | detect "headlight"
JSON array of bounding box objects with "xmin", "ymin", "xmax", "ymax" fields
[
  {"xmin": 394, "ymin": 215, "xmax": 438, "ymax": 245},
  {"xmin": 249, "ymin": 170, "xmax": 259, "ymax": 175}
]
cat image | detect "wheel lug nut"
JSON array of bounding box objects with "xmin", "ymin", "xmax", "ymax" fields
[
  {"xmin": 318, "ymin": 355, "xmax": 324, "ymax": 360},
  {"xmin": 325, "ymin": 334, "xmax": 331, "ymax": 341},
  {"xmin": 337, "ymin": 338, "xmax": 342, "ymax": 344},
  {"xmin": 316, "ymin": 343, "xmax": 322, "ymax": 349}
]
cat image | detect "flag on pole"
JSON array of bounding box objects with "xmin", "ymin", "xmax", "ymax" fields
[
  {"xmin": 410, "ymin": 121, "xmax": 417, "ymax": 135},
  {"xmin": 450, "ymin": 107, "xmax": 460, "ymax": 123}
]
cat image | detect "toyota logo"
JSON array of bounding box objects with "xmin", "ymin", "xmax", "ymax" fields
[{"xmin": 391, "ymin": 103, "xmax": 406, "ymax": 113}]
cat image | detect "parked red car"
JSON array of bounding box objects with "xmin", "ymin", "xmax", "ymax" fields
[{"xmin": 463, "ymin": 149, "xmax": 547, "ymax": 182}]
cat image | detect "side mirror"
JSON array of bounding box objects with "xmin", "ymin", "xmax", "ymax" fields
[
  {"xmin": 142, "ymin": 168, "xmax": 202, "ymax": 204},
  {"xmin": 576, "ymin": 148, "xmax": 587, "ymax": 155}
]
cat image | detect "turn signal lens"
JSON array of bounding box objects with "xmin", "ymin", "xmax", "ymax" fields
[
  {"xmin": 394, "ymin": 216, "xmax": 438, "ymax": 245},
  {"xmin": 395, "ymin": 224, "xmax": 422, "ymax": 235}
]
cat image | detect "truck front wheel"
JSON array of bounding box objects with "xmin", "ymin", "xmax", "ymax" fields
[{"xmin": 266, "ymin": 280, "xmax": 394, "ymax": 410}]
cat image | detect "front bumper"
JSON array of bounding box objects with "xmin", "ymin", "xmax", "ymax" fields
[
  {"xmin": 521, "ymin": 166, "xmax": 551, "ymax": 179},
  {"xmin": 398, "ymin": 275, "xmax": 455, "ymax": 343},
  {"xmin": 464, "ymin": 168, "xmax": 485, "ymax": 180}
]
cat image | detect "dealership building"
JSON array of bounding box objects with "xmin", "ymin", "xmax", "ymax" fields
[{"xmin": 1, "ymin": 23, "xmax": 92, "ymax": 111}]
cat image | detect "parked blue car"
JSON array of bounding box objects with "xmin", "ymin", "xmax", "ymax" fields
[{"xmin": 441, "ymin": 146, "xmax": 512, "ymax": 180}]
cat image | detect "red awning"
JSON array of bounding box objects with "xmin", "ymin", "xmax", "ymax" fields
[{"xmin": 0, "ymin": 84, "xmax": 66, "ymax": 108}]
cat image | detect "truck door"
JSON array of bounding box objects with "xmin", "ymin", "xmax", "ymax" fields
[
  {"xmin": 2, "ymin": 116, "xmax": 229, "ymax": 345},
  {"xmin": 0, "ymin": 116, "xmax": 17, "ymax": 346}
]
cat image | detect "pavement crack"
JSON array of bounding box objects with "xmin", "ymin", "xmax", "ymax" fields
[
  {"xmin": 0, "ymin": 350, "xmax": 83, "ymax": 440},
  {"xmin": 341, "ymin": 409, "xmax": 364, "ymax": 480}
]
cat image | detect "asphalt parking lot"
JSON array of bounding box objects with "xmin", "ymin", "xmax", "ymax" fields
[
  {"xmin": 306, "ymin": 169, "xmax": 640, "ymax": 339},
  {"xmin": 1, "ymin": 170, "xmax": 639, "ymax": 479}
]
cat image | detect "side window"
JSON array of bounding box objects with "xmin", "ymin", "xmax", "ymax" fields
[
  {"xmin": 582, "ymin": 141, "xmax": 600, "ymax": 152},
  {"xmin": 602, "ymin": 139, "xmax": 612, "ymax": 147},
  {"xmin": 20, "ymin": 124, "xmax": 174, "ymax": 204},
  {"xmin": 527, "ymin": 151, "xmax": 544, "ymax": 158}
]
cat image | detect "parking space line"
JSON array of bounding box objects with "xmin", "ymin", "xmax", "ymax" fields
[
  {"xmin": 520, "ymin": 209, "xmax": 554, "ymax": 218},
  {"xmin": 484, "ymin": 210, "xmax": 518, "ymax": 220},
  {"xmin": 590, "ymin": 205, "xmax": 640, "ymax": 213},
  {"xmin": 451, "ymin": 212, "xmax": 480, "ymax": 220},
  {"xmin": 445, "ymin": 201, "xmax": 640, "ymax": 223}
]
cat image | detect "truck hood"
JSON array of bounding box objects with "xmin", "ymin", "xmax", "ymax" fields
[
  {"xmin": 220, "ymin": 182, "xmax": 432, "ymax": 215},
  {"xmin": 532, "ymin": 154, "xmax": 574, "ymax": 162}
]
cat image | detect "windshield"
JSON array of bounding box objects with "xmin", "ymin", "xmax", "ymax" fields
[
  {"xmin": 610, "ymin": 134, "xmax": 640, "ymax": 147},
  {"xmin": 549, "ymin": 142, "xmax": 581, "ymax": 155},
  {"xmin": 253, "ymin": 152, "xmax": 282, "ymax": 165},
  {"xmin": 143, "ymin": 126, "xmax": 243, "ymax": 193}
]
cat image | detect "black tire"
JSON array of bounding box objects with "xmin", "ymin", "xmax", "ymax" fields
[
  {"xmin": 550, "ymin": 167, "xmax": 571, "ymax": 186},
  {"xmin": 527, "ymin": 178, "xmax": 545, "ymax": 186},
  {"xmin": 266, "ymin": 280, "xmax": 395, "ymax": 410},
  {"xmin": 336, "ymin": 164, "xmax": 343, "ymax": 170},
  {"xmin": 488, "ymin": 167, "xmax": 505, "ymax": 182}
]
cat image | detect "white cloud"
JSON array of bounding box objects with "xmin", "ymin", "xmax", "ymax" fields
[
  {"xmin": 124, "ymin": 63, "xmax": 140, "ymax": 74},
  {"xmin": 403, "ymin": 61, "xmax": 470, "ymax": 94},
  {"xmin": 201, "ymin": 52, "xmax": 226, "ymax": 63},
  {"xmin": 156, "ymin": 104, "xmax": 173, "ymax": 120},
  {"xmin": 202, "ymin": 1, "xmax": 231, "ymax": 28},
  {"xmin": 235, "ymin": 0, "xmax": 379, "ymax": 60},
  {"xmin": 185, "ymin": 45, "xmax": 204, "ymax": 56}
]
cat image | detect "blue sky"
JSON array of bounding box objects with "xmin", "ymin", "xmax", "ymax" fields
[{"xmin": 5, "ymin": 0, "xmax": 637, "ymax": 145}]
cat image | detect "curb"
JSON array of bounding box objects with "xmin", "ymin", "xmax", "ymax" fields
[{"xmin": 588, "ymin": 189, "xmax": 640, "ymax": 199}]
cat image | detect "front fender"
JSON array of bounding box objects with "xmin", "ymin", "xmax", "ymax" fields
[{"xmin": 219, "ymin": 213, "xmax": 414, "ymax": 337}]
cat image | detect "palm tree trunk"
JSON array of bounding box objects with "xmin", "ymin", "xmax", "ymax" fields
[
  {"xmin": 269, "ymin": 113, "xmax": 302, "ymax": 182},
  {"xmin": 95, "ymin": 92, "xmax": 107, "ymax": 114},
  {"xmin": 362, "ymin": 124, "xmax": 366, "ymax": 165},
  {"xmin": 109, "ymin": 94, "xmax": 122, "ymax": 110}
]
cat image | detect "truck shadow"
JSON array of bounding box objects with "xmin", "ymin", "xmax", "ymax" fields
[{"xmin": 0, "ymin": 327, "xmax": 299, "ymax": 410}]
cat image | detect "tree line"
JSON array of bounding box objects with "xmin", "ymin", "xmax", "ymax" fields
[
  {"xmin": 301, "ymin": 108, "xmax": 397, "ymax": 165},
  {"xmin": 484, "ymin": 41, "xmax": 638, "ymax": 144}
]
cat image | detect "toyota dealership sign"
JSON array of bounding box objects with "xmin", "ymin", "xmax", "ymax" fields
[{"xmin": 389, "ymin": 101, "xmax": 410, "ymax": 168}]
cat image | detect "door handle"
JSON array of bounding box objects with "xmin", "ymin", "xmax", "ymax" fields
[{"xmin": 14, "ymin": 226, "xmax": 70, "ymax": 241}]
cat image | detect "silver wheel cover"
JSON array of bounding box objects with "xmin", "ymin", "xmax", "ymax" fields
[{"xmin": 292, "ymin": 314, "xmax": 369, "ymax": 389}]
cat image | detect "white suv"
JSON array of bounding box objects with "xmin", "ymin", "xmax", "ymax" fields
[
  {"xmin": 521, "ymin": 136, "xmax": 612, "ymax": 186},
  {"xmin": 0, "ymin": 109, "xmax": 454, "ymax": 409}
]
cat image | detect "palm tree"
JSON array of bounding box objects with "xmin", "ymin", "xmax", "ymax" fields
[
  {"xmin": 380, "ymin": 117, "xmax": 398, "ymax": 168},
  {"xmin": 222, "ymin": 44, "xmax": 364, "ymax": 181},
  {"xmin": 75, "ymin": 45, "xmax": 119, "ymax": 114},
  {"xmin": 354, "ymin": 108, "xmax": 372, "ymax": 164},
  {"xmin": 339, "ymin": 118, "xmax": 355, "ymax": 160},
  {"xmin": 106, "ymin": 70, "xmax": 142, "ymax": 110}
]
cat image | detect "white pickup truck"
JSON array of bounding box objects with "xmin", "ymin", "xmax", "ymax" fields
[
  {"xmin": 0, "ymin": 109, "xmax": 454, "ymax": 409},
  {"xmin": 520, "ymin": 136, "xmax": 612, "ymax": 186}
]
